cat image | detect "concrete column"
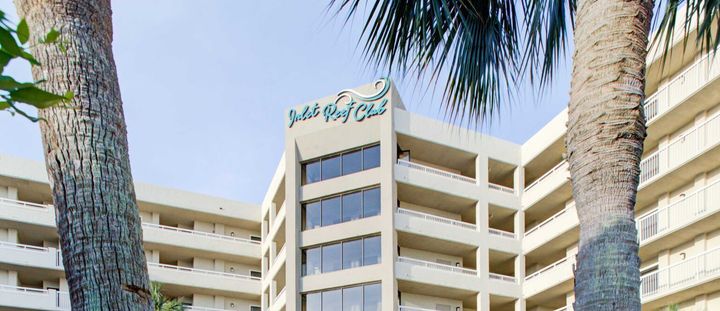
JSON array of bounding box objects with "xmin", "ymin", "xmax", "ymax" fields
[
  {"xmin": 475, "ymin": 154, "xmax": 490, "ymax": 311},
  {"xmin": 151, "ymin": 212, "xmax": 160, "ymax": 224},
  {"xmin": 379, "ymin": 93, "xmax": 398, "ymax": 311},
  {"xmin": 6, "ymin": 228, "xmax": 17, "ymax": 244},
  {"xmin": 476, "ymin": 292, "xmax": 490, "ymax": 311},
  {"xmin": 566, "ymin": 292, "xmax": 575, "ymax": 311},
  {"xmin": 214, "ymin": 296, "xmax": 225, "ymax": 309},
  {"xmin": 270, "ymin": 202, "xmax": 277, "ymax": 226},
  {"xmin": 657, "ymin": 193, "xmax": 670, "ymax": 231},
  {"xmin": 514, "ymin": 166, "xmax": 525, "ymax": 196},
  {"xmin": 0, "ymin": 186, "xmax": 18, "ymax": 200},
  {"xmin": 514, "ymin": 210, "xmax": 525, "ymax": 240},
  {"xmin": 214, "ymin": 223, "xmax": 225, "ymax": 236},
  {"xmin": 60, "ymin": 278, "xmax": 69, "ymax": 292},
  {"xmin": 694, "ymin": 294, "xmax": 708, "ymax": 311}
]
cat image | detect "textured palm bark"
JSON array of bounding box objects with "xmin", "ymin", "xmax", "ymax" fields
[
  {"xmin": 568, "ymin": 0, "xmax": 654, "ymax": 310},
  {"xmin": 14, "ymin": 0, "xmax": 152, "ymax": 309}
]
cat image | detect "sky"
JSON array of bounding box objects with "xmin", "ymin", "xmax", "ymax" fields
[{"xmin": 0, "ymin": 1, "xmax": 571, "ymax": 204}]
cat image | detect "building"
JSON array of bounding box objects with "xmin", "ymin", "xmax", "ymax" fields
[{"xmin": 2, "ymin": 17, "xmax": 720, "ymax": 311}]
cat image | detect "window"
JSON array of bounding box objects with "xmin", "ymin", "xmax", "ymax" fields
[
  {"xmin": 250, "ymin": 235, "xmax": 262, "ymax": 242},
  {"xmin": 343, "ymin": 286, "xmax": 363, "ymax": 311},
  {"xmin": 343, "ymin": 239, "xmax": 362, "ymax": 269},
  {"xmin": 303, "ymin": 236, "xmax": 380, "ymax": 275},
  {"xmin": 302, "ymin": 187, "xmax": 380, "ymax": 230},
  {"xmin": 363, "ymin": 236, "xmax": 381, "ymax": 265},
  {"xmin": 363, "ymin": 145, "xmax": 381, "ymax": 169},
  {"xmin": 250, "ymin": 306, "xmax": 261, "ymax": 311},
  {"xmin": 302, "ymin": 144, "xmax": 380, "ymax": 184},
  {"xmin": 304, "ymin": 201, "xmax": 322, "ymax": 230},
  {"xmin": 321, "ymin": 155, "xmax": 342, "ymax": 180},
  {"xmin": 302, "ymin": 283, "xmax": 381, "ymax": 311},
  {"xmin": 250, "ymin": 270, "xmax": 262, "ymax": 278},
  {"xmin": 321, "ymin": 197, "xmax": 342, "ymax": 227},
  {"xmin": 322, "ymin": 289, "xmax": 342, "ymax": 310},
  {"xmin": 322, "ymin": 244, "xmax": 342, "ymax": 273},
  {"xmin": 342, "ymin": 191, "xmax": 362, "ymax": 222},
  {"xmin": 362, "ymin": 188, "xmax": 381, "ymax": 217},
  {"xmin": 342, "ymin": 150, "xmax": 362, "ymax": 175}
]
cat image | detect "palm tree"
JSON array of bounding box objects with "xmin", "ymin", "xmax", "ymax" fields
[
  {"xmin": 150, "ymin": 282, "xmax": 183, "ymax": 311},
  {"xmin": 14, "ymin": 0, "xmax": 152, "ymax": 309},
  {"xmin": 331, "ymin": 0, "xmax": 720, "ymax": 309}
]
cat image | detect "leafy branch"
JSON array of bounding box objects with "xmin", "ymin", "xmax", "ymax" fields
[{"xmin": 0, "ymin": 10, "xmax": 73, "ymax": 122}]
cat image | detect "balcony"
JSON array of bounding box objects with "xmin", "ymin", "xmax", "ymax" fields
[
  {"xmin": 397, "ymin": 208, "xmax": 476, "ymax": 230},
  {"xmin": 522, "ymin": 160, "xmax": 569, "ymax": 209},
  {"xmin": 0, "ymin": 197, "xmax": 55, "ymax": 228},
  {"xmin": 396, "ymin": 256, "xmax": 480, "ymax": 292},
  {"xmin": 0, "ymin": 284, "xmax": 70, "ymax": 310},
  {"xmin": 148, "ymin": 262, "xmax": 261, "ymax": 298},
  {"xmin": 523, "ymin": 204, "xmax": 578, "ymax": 254},
  {"xmin": 524, "ymin": 256, "xmax": 575, "ymax": 299},
  {"xmin": 395, "ymin": 208, "xmax": 480, "ymax": 254},
  {"xmin": 0, "ymin": 241, "xmax": 63, "ymax": 271},
  {"xmin": 640, "ymin": 247, "xmax": 720, "ymax": 308},
  {"xmin": 141, "ymin": 223, "xmax": 260, "ymax": 261},
  {"xmin": 396, "ymin": 159, "xmax": 514, "ymax": 198}
]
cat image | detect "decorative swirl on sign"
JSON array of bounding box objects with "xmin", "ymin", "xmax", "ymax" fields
[{"xmin": 334, "ymin": 78, "xmax": 390, "ymax": 105}]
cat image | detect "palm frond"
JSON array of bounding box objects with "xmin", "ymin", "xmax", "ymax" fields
[
  {"xmin": 330, "ymin": 0, "xmax": 524, "ymax": 126},
  {"xmin": 653, "ymin": 0, "xmax": 720, "ymax": 63}
]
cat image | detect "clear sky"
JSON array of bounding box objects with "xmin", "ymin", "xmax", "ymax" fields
[{"xmin": 0, "ymin": 0, "xmax": 571, "ymax": 204}]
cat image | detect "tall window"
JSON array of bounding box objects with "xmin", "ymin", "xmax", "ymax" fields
[
  {"xmin": 302, "ymin": 235, "xmax": 381, "ymax": 276},
  {"xmin": 302, "ymin": 187, "xmax": 381, "ymax": 230},
  {"xmin": 302, "ymin": 144, "xmax": 381, "ymax": 184},
  {"xmin": 302, "ymin": 283, "xmax": 381, "ymax": 311}
]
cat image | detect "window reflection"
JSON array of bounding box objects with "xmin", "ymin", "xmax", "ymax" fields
[{"xmin": 301, "ymin": 144, "xmax": 380, "ymax": 184}]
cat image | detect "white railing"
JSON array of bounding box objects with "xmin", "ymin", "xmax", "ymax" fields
[
  {"xmin": 489, "ymin": 182, "xmax": 515, "ymax": 194},
  {"xmin": 0, "ymin": 241, "xmax": 62, "ymax": 266},
  {"xmin": 148, "ymin": 262, "xmax": 261, "ymax": 281},
  {"xmin": 0, "ymin": 197, "xmax": 51, "ymax": 210},
  {"xmin": 639, "ymin": 111, "xmax": 720, "ymax": 184},
  {"xmin": 640, "ymin": 247, "xmax": 720, "ymax": 299},
  {"xmin": 141, "ymin": 223, "xmax": 259, "ymax": 245},
  {"xmin": 397, "ymin": 159, "xmax": 476, "ymax": 184},
  {"xmin": 489, "ymin": 272, "xmax": 517, "ymax": 283},
  {"xmin": 272, "ymin": 244, "xmax": 286, "ymax": 265},
  {"xmin": 644, "ymin": 51, "xmax": 720, "ymax": 123},
  {"xmin": 637, "ymin": 179, "xmax": 720, "ymax": 243},
  {"xmin": 553, "ymin": 307, "xmax": 568, "ymax": 311},
  {"xmin": 525, "ymin": 160, "xmax": 567, "ymax": 191},
  {"xmin": 397, "ymin": 256, "xmax": 477, "ymax": 276},
  {"xmin": 398, "ymin": 306, "xmax": 444, "ymax": 311},
  {"xmin": 488, "ymin": 228, "xmax": 516, "ymax": 239},
  {"xmin": 274, "ymin": 287, "xmax": 286, "ymax": 303},
  {"xmin": 397, "ymin": 208, "xmax": 476, "ymax": 230},
  {"xmin": 525, "ymin": 256, "xmax": 571, "ymax": 281},
  {"xmin": 525, "ymin": 203, "xmax": 576, "ymax": 237},
  {"xmin": 0, "ymin": 284, "xmax": 70, "ymax": 310}
]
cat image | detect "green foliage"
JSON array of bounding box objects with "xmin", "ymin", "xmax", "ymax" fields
[
  {"xmin": 150, "ymin": 282, "xmax": 183, "ymax": 311},
  {"xmin": 0, "ymin": 9, "xmax": 72, "ymax": 122}
]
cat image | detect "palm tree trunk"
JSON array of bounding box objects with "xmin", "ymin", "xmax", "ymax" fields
[
  {"xmin": 14, "ymin": 0, "xmax": 152, "ymax": 309},
  {"xmin": 568, "ymin": 0, "xmax": 653, "ymax": 310}
]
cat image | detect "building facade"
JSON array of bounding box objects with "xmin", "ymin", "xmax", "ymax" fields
[{"xmin": 2, "ymin": 20, "xmax": 720, "ymax": 311}]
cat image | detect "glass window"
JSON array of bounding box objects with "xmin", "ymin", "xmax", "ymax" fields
[
  {"xmin": 342, "ymin": 191, "xmax": 362, "ymax": 222},
  {"xmin": 322, "ymin": 289, "xmax": 342, "ymax": 311},
  {"xmin": 321, "ymin": 196, "xmax": 342, "ymax": 226},
  {"xmin": 304, "ymin": 247, "xmax": 322, "ymax": 276},
  {"xmin": 304, "ymin": 160, "xmax": 321, "ymax": 184},
  {"xmin": 363, "ymin": 145, "xmax": 380, "ymax": 169},
  {"xmin": 304, "ymin": 292, "xmax": 321, "ymax": 311},
  {"xmin": 363, "ymin": 188, "xmax": 381, "ymax": 217},
  {"xmin": 321, "ymin": 155, "xmax": 342, "ymax": 180},
  {"xmin": 363, "ymin": 283, "xmax": 381, "ymax": 311},
  {"xmin": 342, "ymin": 239, "xmax": 362, "ymax": 269},
  {"xmin": 322, "ymin": 244, "xmax": 342, "ymax": 273},
  {"xmin": 304, "ymin": 201, "xmax": 322, "ymax": 230},
  {"xmin": 343, "ymin": 286, "xmax": 363, "ymax": 311},
  {"xmin": 363, "ymin": 236, "xmax": 381, "ymax": 265},
  {"xmin": 342, "ymin": 150, "xmax": 362, "ymax": 175}
]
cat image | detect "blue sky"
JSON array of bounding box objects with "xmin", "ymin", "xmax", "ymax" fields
[{"xmin": 0, "ymin": 1, "xmax": 570, "ymax": 204}]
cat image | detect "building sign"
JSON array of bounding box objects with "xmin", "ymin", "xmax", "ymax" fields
[{"xmin": 288, "ymin": 78, "xmax": 390, "ymax": 128}]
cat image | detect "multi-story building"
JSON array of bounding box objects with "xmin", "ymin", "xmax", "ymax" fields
[
  {"xmin": 3, "ymin": 15, "xmax": 720, "ymax": 311},
  {"xmin": 0, "ymin": 155, "xmax": 263, "ymax": 311}
]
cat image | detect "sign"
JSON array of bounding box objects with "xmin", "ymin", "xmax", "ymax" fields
[{"xmin": 288, "ymin": 78, "xmax": 390, "ymax": 128}]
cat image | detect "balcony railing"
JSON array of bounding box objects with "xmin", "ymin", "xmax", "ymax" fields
[
  {"xmin": 488, "ymin": 182, "xmax": 515, "ymax": 194},
  {"xmin": 637, "ymin": 179, "xmax": 720, "ymax": 243},
  {"xmin": 0, "ymin": 284, "xmax": 70, "ymax": 310},
  {"xmin": 640, "ymin": 247, "xmax": 720, "ymax": 299},
  {"xmin": 397, "ymin": 256, "xmax": 477, "ymax": 276},
  {"xmin": 525, "ymin": 256, "xmax": 571, "ymax": 281},
  {"xmin": 398, "ymin": 306, "xmax": 444, "ymax": 311},
  {"xmin": 525, "ymin": 160, "xmax": 567, "ymax": 192},
  {"xmin": 644, "ymin": 51, "xmax": 720, "ymax": 122},
  {"xmin": 489, "ymin": 272, "xmax": 516, "ymax": 283},
  {"xmin": 148, "ymin": 262, "xmax": 261, "ymax": 280},
  {"xmin": 639, "ymin": 111, "xmax": 720, "ymax": 184},
  {"xmin": 142, "ymin": 223, "xmax": 259, "ymax": 245},
  {"xmin": 0, "ymin": 241, "xmax": 62, "ymax": 267},
  {"xmin": 272, "ymin": 244, "xmax": 286, "ymax": 266},
  {"xmin": 0, "ymin": 197, "xmax": 51, "ymax": 210},
  {"xmin": 525, "ymin": 203, "xmax": 576, "ymax": 237},
  {"xmin": 488, "ymin": 228, "xmax": 516, "ymax": 239},
  {"xmin": 397, "ymin": 159, "xmax": 476, "ymax": 184},
  {"xmin": 274, "ymin": 287, "xmax": 286, "ymax": 303},
  {"xmin": 397, "ymin": 208, "xmax": 476, "ymax": 230}
]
